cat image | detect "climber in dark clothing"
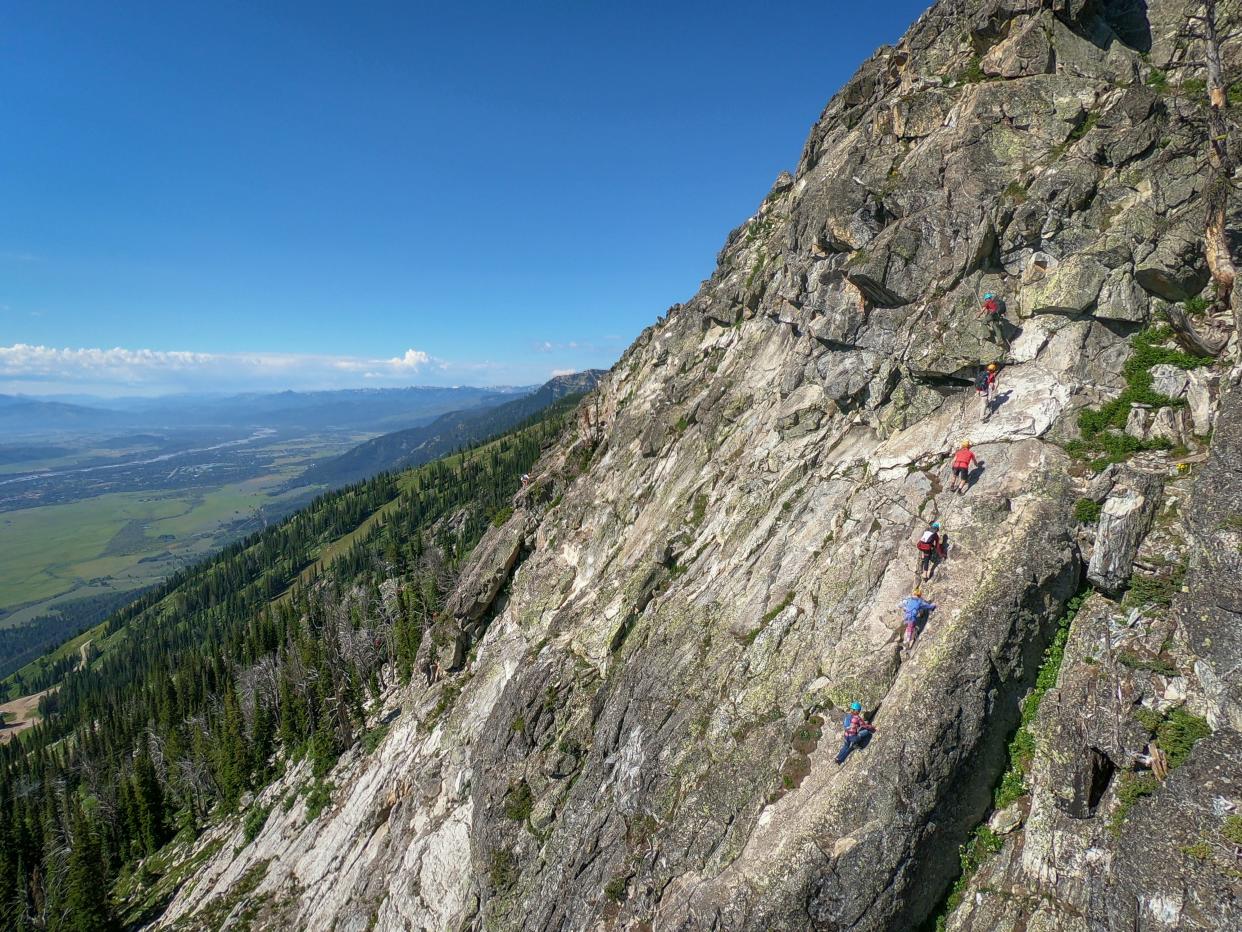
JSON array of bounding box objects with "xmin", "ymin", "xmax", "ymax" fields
[
  {"xmin": 976, "ymin": 362, "xmax": 1000, "ymax": 419},
  {"xmin": 836, "ymin": 702, "xmax": 877, "ymax": 764},
  {"xmin": 916, "ymin": 521, "xmax": 947, "ymax": 581},
  {"xmin": 978, "ymin": 292, "xmax": 1010, "ymax": 348}
]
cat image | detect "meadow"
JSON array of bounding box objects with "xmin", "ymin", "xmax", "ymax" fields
[{"xmin": 0, "ymin": 470, "xmax": 313, "ymax": 627}]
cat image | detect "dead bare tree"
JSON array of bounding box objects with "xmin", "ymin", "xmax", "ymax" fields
[
  {"xmin": 1203, "ymin": 4, "xmax": 1237, "ymax": 301},
  {"xmin": 1167, "ymin": 302, "xmax": 1228, "ymax": 354},
  {"xmin": 1189, "ymin": 0, "xmax": 1241, "ymax": 353}
]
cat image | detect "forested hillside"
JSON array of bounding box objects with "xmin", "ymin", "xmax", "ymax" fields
[
  {"xmin": 0, "ymin": 398, "xmax": 575, "ymax": 930},
  {"xmin": 299, "ymin": 371, "xmax": 602, "ymax": 490}
]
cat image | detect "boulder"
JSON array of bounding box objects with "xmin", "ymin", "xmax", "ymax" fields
[
  {"xmin": 1135, "ymin": 221, "xmax": 1211, "ymax": 301},
  {"xmin": 987, "ymin": 804, "xmax": 1024, "ymax": 835},
  {"xmin": 981, "ymin": 14, "xmax": 1054, "ymax": 79},
  {"xmin": 1148, "ymin": 363, "xmax": 1191, "ymax": 399},
  {"xmin": 1185, "ymin": 369, "xmax": 1218, "ymax": 435},
  {"xmin": 1095, "ymin": 265, "xmax": 1149, "ymax": 321},
  {"xmin": 1020, "ymin": 254, "xmax": 1108, "ymax": 317},
  {"xmin": 443, "ymin": 510, "xmax": 530, "ymax": 623},
  {"xmin": 1125, "ymin": 405, "xmax": 1154, "ymax": 440},
  {"xmin": 1148, "ymin": 364, "xmax": 1220, "ymax": 436},
  {"xmin": 1148, "ymin": 405, "xmax": 1189, "ymax": 445},
  {"xmin": 1087, "ymin": 468, "xmax": 1164, "ymax": 594}
]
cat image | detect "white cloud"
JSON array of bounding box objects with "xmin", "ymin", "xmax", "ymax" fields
[
  {"xmin": 0, "ymin": 343, "xmax": 444, "ymax": 396},
  {"xmin": 390, "ymin": 348, "xmax": 430, "ymax": 369},
  {"xmin": 535, "ymin": 340, "xmax": 582, "ymax": 353},
  {"xmin": 549, "ymin": 368, "xmax": 577, "ymax": 377}
]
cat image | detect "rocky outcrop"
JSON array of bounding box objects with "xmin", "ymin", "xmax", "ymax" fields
[
  {"xmin": 153, "ymin": 2, "xmax": 1240, "ymax": 930},
  {"xmin": 432, "ymin": 510, "xmax": 535, "ymax": 670},
  {"xmin": 1087, "ymin": 467, "xmax": 1164, "ymax": 594},
  {"xmin": 1150, "ymin": 363, "xmax": 1220, "ymax": 435},
  {"xmin": 947, "ymin": 380, "xmax": 1242, "ymax": 932}
]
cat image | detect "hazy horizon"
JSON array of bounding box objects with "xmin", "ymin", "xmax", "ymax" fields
[{"xmin": 2, "ymin": 376, "xmax": 571, "ymax": 405}]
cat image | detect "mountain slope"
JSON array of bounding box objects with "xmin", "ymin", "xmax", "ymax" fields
[
  {"xmin": 144, "ymin": 2, "xmax": 1239, "ymax": 930},
  {"xmin": 300, "ymin": 371, "xmax": 604, "ymax": 490},
  {"xmin": 0, "ymin": 396, "xmax": 127, "ymax": 433},
  {"xmin": 0, "ymin": 402, "xmax": 579, "ymax": 926},
  {"xmin": 6, "ymin": 1, "xmax": 1238, "ymax": 929}
]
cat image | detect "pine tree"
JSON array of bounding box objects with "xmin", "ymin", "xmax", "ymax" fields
[
  {"xmin": 131, "ymin": 748, "xmax": 167, "ymax": 857},
  {"xmin": 59, "ymin": 809, "xmax": 118, "ymax": 932},
  {"xmin": 212, "ymin": 688, "xmax": 249, "ymax": 811},
  {"xmin": 251, "ymin": 700, "xmax": 274, "ymax": 780}
]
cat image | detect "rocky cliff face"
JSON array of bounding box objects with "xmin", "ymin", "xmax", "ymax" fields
[{"xmin": 153, "ymin": 2, "xmax": 1240, "ymax": 929}]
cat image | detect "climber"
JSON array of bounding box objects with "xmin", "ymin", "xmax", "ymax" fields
[
  {"xmin": 900, "ymin": 587, "xmax": 937, "ymax": 648},
  {"xmin": 835, "ymin": 702, "xmax": 877, "ymax": 765},
  {"xmin": 976, "ymin": 362, "xmax": 1000, "ymax": 419},
  {"xmin": 915, "ymin": 521, "xmax": 947, "ymax": 581},
  {"xmin": 977, "ymin": 292, "xmax": 1010, "ymax": 349},
  {"xmin": 948, "ymin": 440, "xmax": 979, "ymax": 494}
]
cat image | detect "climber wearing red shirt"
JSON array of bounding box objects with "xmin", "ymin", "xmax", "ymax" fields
[
  {"xmin": 836, "ymin": 702, "xmax": 877, "ymax": 765},
  {"xmin": 949, "ymin": 440, "xmax": 979, "ymax": 494}
]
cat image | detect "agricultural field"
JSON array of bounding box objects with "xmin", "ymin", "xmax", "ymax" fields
[
  {"xmin": 0, "ymin": 430, "xmax": 364, "ymax": 673},
  {"xmin": 0, "ymin": 472, "xmax": 309, "ymax": 623}
]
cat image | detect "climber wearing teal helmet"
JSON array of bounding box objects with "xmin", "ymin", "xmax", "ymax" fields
[
  {"xmin": 977, "ymin": 291, "xmax": 1010, "ymax": 348},
  {"xmin": 915, "ymin": 521, "xmax": 946, "ymax": 581},
  {"xmin": 836, "ymin": 702, "xmax": 876, "ymax": 764}
]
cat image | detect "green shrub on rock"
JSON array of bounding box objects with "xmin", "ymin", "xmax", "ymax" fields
[{"xmin": 1073, "ymin": 498, "xmax": 1102, "ymax": 524}]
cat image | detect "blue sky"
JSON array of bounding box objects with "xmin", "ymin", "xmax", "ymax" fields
[{"xmin": 1, "ymin": 0, "xmax": 929, "ymax": 395}]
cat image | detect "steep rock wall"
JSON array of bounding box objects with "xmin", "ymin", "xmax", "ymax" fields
[{"xmin": 947, "ymin": 379, "xmax": 1242, "ymax": 932}]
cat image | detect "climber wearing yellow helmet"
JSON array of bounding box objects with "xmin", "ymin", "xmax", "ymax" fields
[
  {"xmin": 900, "ymin": 587, "xmax": 937, "ymax": 649},
  {"xmin": 975, "ymin": 362, "xmax": 1001, "ymax": 420}
]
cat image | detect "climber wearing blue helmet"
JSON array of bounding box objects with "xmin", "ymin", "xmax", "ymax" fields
[{"xmin": 836, "ymin": 701, "xmax": 877, "ymax": 765}]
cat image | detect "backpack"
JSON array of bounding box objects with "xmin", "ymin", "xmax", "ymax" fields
[
  {"xmin": 975, "ymin": 371, "xmax": 990, "ymax": 391},
  {"xmin": 902, "ymin": 597, "xmax": 923, "ymax": 623},
  {"xmin": 917, "ymin": 530, "xmax": 937, "ymax": 552},
  {"xmin": 984, "ymin": 296, "xmax": 1006, "ymax": 316},
  {"xmin": 843, "ymin": 712, "xmax": 854, "ymax": 730}
]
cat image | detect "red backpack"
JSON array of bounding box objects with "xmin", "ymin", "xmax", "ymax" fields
[{"xmin": 917, "ymin": 530, "xmax": 938, "ymax": 552}]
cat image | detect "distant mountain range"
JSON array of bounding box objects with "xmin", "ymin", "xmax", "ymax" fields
[
  {"xmin": 0, "ymin": 397, "xmax": 131, "ymax": 432},
  {"xmin": 0, "ymin": 385, "xmax": 535, "ymax": 436},
  {"xmin": 298, "ymin": 370, "xmax": 604, "ymax": 489}
]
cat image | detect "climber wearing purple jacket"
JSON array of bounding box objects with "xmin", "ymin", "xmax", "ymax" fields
[{"xmin": 901, "ymin": 589, "xmax": 937, "ymax": 648}]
